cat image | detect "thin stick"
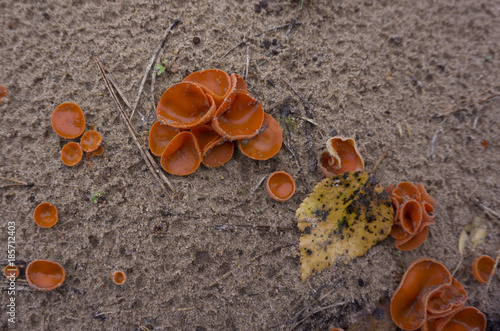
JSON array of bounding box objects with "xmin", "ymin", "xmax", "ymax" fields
[
  {"xmin": 435, "ymin": 84, "xmax": 500, "ymax": 117},
  {"xmin": 130, "ymin": 19, "xmax": 180, "ymax": 121},
  {"xmin": 254, "ymin": 22, "xmax": 302, "ymax": 37},
  {"xmin": 282, "ymin": 78, "xmax": 314, "ymax": 111},
  {"xmin": 476, "ymin": 199, "xmax": 500, "ymax": 221},
  {"xmin": 371, "ymin": 152, "xmax": 387, "ymax": 173},
  {"xmin": 229, "ymin": 175, "xmax": 266, "ymax": 211},
  {"xmin": 151, "ymin": 64, "xmax": 157, "ymax": 112},
  {"xmin": 291, "ymin": 301, "xmax": 347, "ymax": 329},
  {"xmin": 244, "ymin": 45, "xmax": 250, "ymax": 80},
  {"xmin": 405, "ymin": 121, "xmax": 411, "ymax": 138},
  {"xmin": 175, "ymin": 306, "xmax": 203, "ymax": 312},
  {"xmin": 429, "ymin": 128, "xmax": 442, "ymax": 159},
  {"xmin": 0, "ymin": 177, "xmax": 28, "ymax": 185},
  {"xmin": 285, "ymin": 18, "xmax": 297, "ymax": 36},
  {"xmin": 107, "ymin": 75, "xmax": 131, "ymax": 109},
  {"xmin": 92, "ymin": 52, "xmax": 175, "ymax": 199},
  {"xmin": 208, "ymin": 243, "xmax": 294, "ymax": 287},
  {"xmin": 221, "ymin": 39, "xmax": 247, "ymax": 59}
]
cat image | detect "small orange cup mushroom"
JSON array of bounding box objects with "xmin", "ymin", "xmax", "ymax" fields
[
  {"xmin": 398, "ymin": 199, "xmax": 423, "ymax": 235},
  {"xmin": 61, "ymin": 142, "xmax": 83, "ymax": 166},
  {"xmin": 0, "ymin": 85, "xmax": 8, "ymax": 103},
  {"xmin": 161, "ymin": 131, "xmax": 201, "ymax": 176},
  {"xmin": 4, "ymin": 265, "xmax": 20, "ymax": 279},
  {"xmin": 394, "ymin": 226, "xmax": 429, "ymax": 251},
  {"xmin": 426, "ymin": 278, "xmax": 468, "ymax": 316},
  {"xmin": 110, "ymin": 270, "xmax": 126, "ymax": 285},
  {"xmin": 51, "ymin": 103, "xmax": 86, "ymax": 139},
  {"xmin": 183, "ymin": 69, "xmax": 233, "ymax": 108},
  {"xmin": 212, "ymin": 90, "xmax": 264, "ymax": 140},
  {"xmin": 238, "ymin": 113, "xmax": 283, "ymax": 160},
  {"xmin": 201, "ymin": 138, "xmax": 235, "ymax": 168},
  {"xmin": 33, "ymin": 202, "xmax": 58, "ymax": 228},
  {"xmin": 233, "ymin": 73, "xmax": 248, "ymax": 91},
  {"xmin": 425, "ymin": 306, "xmax": 486, "ymax": 331},
  {"xmin": 266, "ymin": 171, "xmax": 296, "ymax": 202},
  {"xmin": 390, "ymin": 258, "xmax": 452, "ymax": 330},
  {"xmin": 149, "ymin": 121, "xmax": 179, "ymax": 156},
  {"xmin": 26, "ymin": 260, "xmax": 66, "ymax": 291},
  {"xmin": 472, "ymin": 255, "xmax": 496, "ymax": 284},
  {"xmin": 156, "ymin": 82, "xmax": 216, "ymax": 129},
  {"xmin": 319, "ymin": 137, "xmax": 364, "ymax": 177},
  {"xmin": 94, "ymin": 145, "xmax": 104, "ymax": 156},
  {"xmin": 191, "ymin": 124, "xmax": 221, "ymax": 152},
  {"xmin": 392, "ymin": 182, "xmax": 421, "ymax": 204},
  {"xmin": 80, "ymin": 130, "xmax": 102, "ymax": 153}
]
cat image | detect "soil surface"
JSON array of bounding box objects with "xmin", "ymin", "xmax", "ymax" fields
[{"xmin": 1, "ymin": 0, "xmax": 499, "ymax": 330}]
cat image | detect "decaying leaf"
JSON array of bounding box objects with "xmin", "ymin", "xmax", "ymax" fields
[
  {"xmin": 296, "ymin": 171, "xmax": 394, "ymax": 282},
  {"xmin": 453, "ymin": 216, "xmax": 488, "ymax": 276}
]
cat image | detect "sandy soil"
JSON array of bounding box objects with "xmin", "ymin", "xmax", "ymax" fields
[{"xmin": 1, "ymin": 0, "xmax": 499, "ymax": 330}]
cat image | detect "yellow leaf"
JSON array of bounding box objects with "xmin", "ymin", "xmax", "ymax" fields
[{"xmin": 296, "ymin": 171, "xmax": 394, "ymax": 282}]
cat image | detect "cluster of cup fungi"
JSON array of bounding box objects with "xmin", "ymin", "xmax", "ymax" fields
[
  {"xmin": 318, "ymin": 137, "xmax": 494, "ymax": 331},
  {"xmin": 149, "ymin": 68, "xmax": 296, "ymax": 201}
]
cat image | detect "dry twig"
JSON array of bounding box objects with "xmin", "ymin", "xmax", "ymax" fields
[
  {"xmin": 92, "ymin": 52, "xmax": 177, "ymax": 199},
  {"xmin": 130, "ymin": 19, "xmax": 180, "ymax": 121},
  {"xmin": 371, "ymin": 152, "xmax": 387, "ymax": 173},
  {"xmin": 0, "ymin": 176, "xmax": 29, "ymax": 188},
  {"xmin": 435, "ymin": 84, "xmax": 500, "ymax": 117}
]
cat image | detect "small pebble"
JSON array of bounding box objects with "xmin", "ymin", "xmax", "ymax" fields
[{"xmin": 193, "ymin": 37, "xmax": 201, "ymax": 45}]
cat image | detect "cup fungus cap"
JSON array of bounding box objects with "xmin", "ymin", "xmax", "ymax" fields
[
  {"xmin": 212, "ymin": 90, "xmax": 264, "ymax": 140},
  {"xmin": 156, "ymin": 82, "xmax": 216, "ymax": 129},
  {"xmin": 161, "ymin": 131, "xmax": 201, "ymax": 176},
  {"xmin": 4, "ymin": 265, "xmax": 20, "ymax": 279},
  {"xmin": 238, "ymin": 113, "xmax": 282, "ymax": 160},
  {"xmin": 390, "ymin": 258, "xmax": 452, "ymax": 330},
  {"xmin": 33, "ymin": 202, "xmax": 58, "ymax": 228},
  {"xmin": 26, "ymin": 260, "xmax": 66, "ymax": 291},
  {"xmin": 472, "ymin": 255, "xmax": 496, "ymax": 284},
  {"xmin": 399, "ymin": 199, "xmax": 423, "ymax": 235},
  {"xmin": 183, "ymin": 69, "xmax": 232, "ymax": 108},
  {"xmin": 395, "ymin": 226, "xmax": 429, "ymax": 251},
  {"xmin": 111, "ymin": 270, "xmax": 126, "ymax": 285},
  {"xmin": 94, "ymin": 145, "xmax": 104, "ymax": 156},
  {"xmin": 234, "ymin": 73, "xmax": 248, "ymax": 91},
  {"xmin": 266, "ymin": 171, "xmax": 296, "ymax": 202},
  {"xmin": 191, "ymin": 125, "xmax": 221, "ymax": 152},
  {"xmin": 80, "ymin": 130, "xmax": 102, "ymax": 153},
  {"xmin": 51, "ymin": 103, "xmax": 86, "ymax": 139},
  {"xmin": 428, "ymin": 306, "xmax": 486, "ymax": 331},
  {"xmin": 61, "ymin": 142, "xmax": 83, "ymax": 166},
  {"xmin": 201, "ymin": 138, "xmax": 234, "ymax": 168},
  {"xmin": 427, "ymin": 278, "xmax": 467, "ymax": 316},
  {"xmin": 319, "ymin": 137, "xmax": 364, "ymax": 177},
  {"xmin": 149, "ymin": 121, "xmax": 179, "ymax": 156}
]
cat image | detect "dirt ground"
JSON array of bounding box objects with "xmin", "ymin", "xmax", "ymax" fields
[{"xmin": 1, "ymin": 0, "xmax": 499, "ymax": 330}]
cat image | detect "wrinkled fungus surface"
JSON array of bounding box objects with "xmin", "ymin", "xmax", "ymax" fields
[
  {"xmin": 80, "ymin": 130, "xmax": 102, "ymax": 152},
  {"xmin": 472, "ymin": 255, "xmax": 496, "ymax": 284},
  {"xmin": 26, "ymin": 260, "xmax": 66, "ymax": 291},
  {"xmin": 61, "ymin": 142, "xmax": 83, "ymax": 166},
  {"xmin": 33, "ymin": 202, "xmax": 58, "ymax": 228},
  {"xmin": 51, "ymin": 103, "xmax": 86, "ymax": 139},
  {"xmin": 266, "ymin": 171, "xmax": 295, "ymax": 202},
  {"xmin": 319, "ymin": 137, "xmax": 364, "ymax": 177}
]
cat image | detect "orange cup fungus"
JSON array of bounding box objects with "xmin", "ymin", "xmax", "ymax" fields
[
  {"xmin": 156, "ymin": 82, "xmax": 216, "ymax": 129},
  {"xmin": 61, "ymin": 142, "xmax": 83, "ymax": 166},
  {"xmin": 26, "ymin": 260, "xmax": 66, "ymax": 291},
  {"xmin": 33, "ymin": 202, "xmax": 58, "ymax": 228},
  {"xmin": 94, "ymin": 145, "xmax": 104, "ymax": 156},
  {"xmin": 472, "ymin": 255, "xmax": 496, "ymax": 284},
  {"xmin": 4, "ymin": 265, "xmax": 20, "ymax": 279},
  {"xmin": 238, "ymin": 113, "xmax": 283, "ymax": 160},
  {"xmin": 111, "ymin": 270, "xmax": 126, "ymax": 285},
  {"xmin": 0, "ymin": 85, "xmax": 8, "ymax": 103},
  {"xmin": 391, "ymin": 258, "xmax": 486, "ymax": 331},
  {"xmin": 51, "ymin": 103, "xmax": 86, "ymax": 139},
  {"xmin": 266, "ymin": 171, "xmax": 296, "ymax": 202},
  {"xmin": 161, "ymin": 131, "xmax": 201, "ymax": 176},
  {"xmin": 80, "ymin": 130, "xmax": 102, "ymax": 153},
  {"xmin": 150, "ymin": 69, "xmax": 283, "ymax": 175},
  {"xmin": 387, "ymin": 182, "xmax": 437, "ymax": 251},
  {"xmin": 319, "ymin": 137, "xmax": 364, "ymax": 177}
]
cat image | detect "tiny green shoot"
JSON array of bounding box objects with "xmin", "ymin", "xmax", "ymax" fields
[
  {"xmin": 91, "ymin": 191, "xmax": 104, "ymax": 204},
  {"xmin": 485, "ymin": 55, "xmax": 493, "ymax": 61},
  {"xmin": 254, "ymin": 207, "xmax": 266, "ymax": 213},
  {"xmin": 155, "ymin": 60, "xmax": 169, "ymax": 76}
]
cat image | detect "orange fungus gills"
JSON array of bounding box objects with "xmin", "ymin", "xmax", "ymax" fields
[
  {"xmin": 156, "ymin": 82, "xmax": 216, "ymax": 129},
  {"xmin": 0, "ymin": 85, "xmax": 8, "ymax": 102},
  {"xmin": 472, "ymin": 255, "xmax": 496, "ymax": 284},
  {"xmin": 26, "ymin": 260, "xmax": 66, "ymax": 291},
  {"xmin": 238, "ymin": 113, "xmax": 283, "ymax": 160},
  {"xmin": 33, "ymin": 202, "xmax": 58, "ymax": 228},
  {"xmin": 319, "ymin": 137, "xmax": 364, "ymax": 177},
  {"xmin": 61, "ymin": 142, "xmax": 83, "ymax": 166},
  {"xmin": 4, "ymin": 265, "xmax": 20, "ymax": 279},
  {"xmin": 80, "ymin": 130, "xmax": 102, "ymax": 152},
  {"xmin": 390, "ymin": 258, "xmax": 452, "ymax": 330},
  {"xmin": 51, "ymin": 103, "xmax": 86, "ymax": 139},
  {"xmin": 183, "ymin": 69, "xmax": 232, "ymax": 107},
  {"xmin": 201, "ymin": 138, "xmax": 234, "ymax": 168},
  {"xmin": 161, "ymin": 131, "xmax": 201, "ymax": 176},
  {"xmin": 266, "ymin": 171, "xmax": 296, "ymax": 202},
  {"xmin": 111, "ymin": 270, "xmax": 126, "ymax": 285},
  {"xmin": 212, "ymin": 90, "xmax": 264, "ymax": 140},
  {"xmin": 148, "ymin": 121, "xmax": 179, "ymax": 156}
]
